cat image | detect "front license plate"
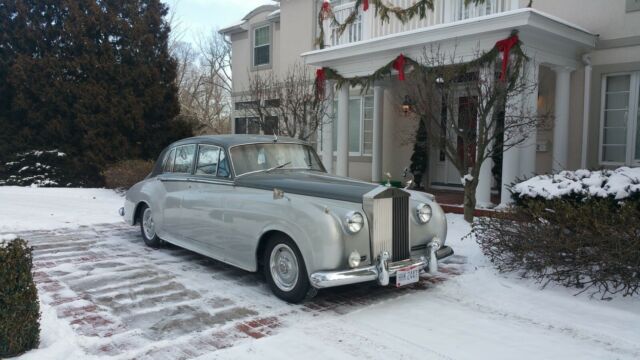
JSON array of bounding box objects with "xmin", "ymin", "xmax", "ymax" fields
[{"xmin": 396, "ymin": 265, "xmax": 420, "ymax": 287}]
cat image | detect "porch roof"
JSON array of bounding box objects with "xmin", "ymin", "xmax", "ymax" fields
[{"xmin": 301, "ymin": 8, "xmax": 597, "ymax": 77}]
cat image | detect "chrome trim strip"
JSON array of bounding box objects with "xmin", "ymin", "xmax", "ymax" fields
[
  {"xmin": 186, "ymin": 177, "xmax": 234, "ymax": 186},
  {"xmin": 157, "ymin": 176, "xmax": 190, "ymax": 182}
]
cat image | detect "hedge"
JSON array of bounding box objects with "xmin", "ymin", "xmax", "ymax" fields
[{"xmin": 0, "ymin": 238, "xmax": 40, "ymax": 357}]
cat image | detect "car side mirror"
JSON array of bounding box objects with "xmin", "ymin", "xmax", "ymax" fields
[{"xmin": 273, "ymin": 188, "xmax": 285, "ymax": 200}]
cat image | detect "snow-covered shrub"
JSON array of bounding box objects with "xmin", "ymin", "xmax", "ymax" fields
[
  {"xmin": 102, "ymin": 159, "xmax": 154, "ymax": 189},
  {"xmin": 474, "ymin": 182, "xmax": 640, "ymax": 298},
  {"xmin": 0, "ymin": 150, "xmax": 78, "ymax": 187},
  {"xmin": 0, "ymin": 237, "xmax": 40, "ymax": 357},
  {"xmin": 511, "ymin": 167, "xmax": 640, "ymax": 204}
]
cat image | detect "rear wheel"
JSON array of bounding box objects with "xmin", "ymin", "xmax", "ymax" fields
[
  {"xmin": 263, "ymin": 235, "xmax": 314, "ymax": 303},
  {"xmin": 139, "ymin": 204, "xmax": 161, "ymax": 248}
]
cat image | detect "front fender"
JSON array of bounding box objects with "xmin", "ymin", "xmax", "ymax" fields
[{"xmin": 252, "ymin": 193, "xmax": 371, "ymax": 276}]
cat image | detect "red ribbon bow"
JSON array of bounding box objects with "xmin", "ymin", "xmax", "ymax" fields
[
  {"xmin": 315, "ymin": 68, "xmax": 326, "ymax": 100},
  {"xmin": 321, "ymin": 1, "xmax": 331, "ymax": 20},
  {"xmin": 392, "ymin": 54, "xmax": 406, "ymax": 81},
  {"xmin": 496, "ymin": 34, "xmax": 519, "ymax": 81},
  {"xmin": 363, "ymin": 0, "xmax": 369, "ymax": 11}
]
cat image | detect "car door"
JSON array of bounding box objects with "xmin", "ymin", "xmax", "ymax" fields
[
  {"xmin": 181, "ymin": 144, "xmax": 234, "ymax": 259},
  {"xmin": 157, "ymin": 144, "xmax": 196, "ymax": 244}
]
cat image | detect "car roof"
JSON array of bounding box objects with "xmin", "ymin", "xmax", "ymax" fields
[{"xmin": 168, "ymin": 135, "xmax": 308, "ymax": 149}]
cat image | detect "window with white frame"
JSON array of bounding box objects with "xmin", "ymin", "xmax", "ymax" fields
[
  {"xmin": 253, "ymin": 25, "xmax": 270, "ymax": 67},
  {"xmin": 317, "ymin": 94, "xmax": 373, "ymax": 156},
  {"xmin": 600, "ymin": 73, "xmax": 640, "ymax": 165}
]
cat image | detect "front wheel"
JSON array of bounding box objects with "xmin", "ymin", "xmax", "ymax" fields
[
  {"xmin": 263, "ymin": 235, "xmax": 314, "ymax": 303},
  {"xmin": 139, "ymin": 204, "xmax": 161, "ymax": 248}
]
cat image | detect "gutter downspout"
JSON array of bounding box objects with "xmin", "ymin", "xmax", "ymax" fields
[{"xmin": 581, "ymin": 54, "xmax": 592, "ymax": 169}]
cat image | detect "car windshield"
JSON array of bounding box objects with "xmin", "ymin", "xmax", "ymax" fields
[{"xmin": 230, "ymin": 143, "xmax": 325, "ymax": 176}]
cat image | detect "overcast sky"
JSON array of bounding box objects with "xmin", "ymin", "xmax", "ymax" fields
[{"xmin": 163, "ymin": 0, "xmax": 277, "ymax": 45}]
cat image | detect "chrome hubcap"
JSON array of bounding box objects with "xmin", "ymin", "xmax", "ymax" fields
[
  {"xmin": 142, "ymin": 208, "xmax": 155, "ymax": 240},
  {"xmin": 270, "ymin": 244, "xmax": 299, "ymax": 292}
]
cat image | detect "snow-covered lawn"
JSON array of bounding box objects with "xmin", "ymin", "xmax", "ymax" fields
[
  {"xmin": 0, "ymin": 186, "xmax": 124, "ymax": 232},
  {"xmin": 1, "ymin": 187, "xmax": 639, "ymax": 359}
]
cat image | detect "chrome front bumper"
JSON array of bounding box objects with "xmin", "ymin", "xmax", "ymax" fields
[{"xmin": 310, "ymin": 244, "xmax": 454, "ymax": 289}]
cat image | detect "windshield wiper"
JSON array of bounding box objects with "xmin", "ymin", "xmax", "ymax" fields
[{"xmin": 265, "ymin": 161, "xmax": 292, "ymax": 173}]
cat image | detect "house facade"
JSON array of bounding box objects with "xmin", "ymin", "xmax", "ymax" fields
[{"xmin": 220, "ymin": 0, "xmax": 640, "ymax": 205}]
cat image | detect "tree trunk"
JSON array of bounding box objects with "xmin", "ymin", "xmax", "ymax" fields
[{"xmin": 463, "ymin": 179, "xmax": 478, "ymax": 223}]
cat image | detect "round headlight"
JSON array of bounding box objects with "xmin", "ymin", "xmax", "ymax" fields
[
  {"xmin": 345, "ymin": 211, "xmax": 364, "ymax": 233},
  {"xmin": 416, "ymin": 203, "xmax": 432, "ymax": 224}
]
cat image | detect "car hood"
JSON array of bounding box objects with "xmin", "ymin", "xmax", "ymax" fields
[{"xmin": 234, "ymin": 171, "xmax": 379, "ymax": 203}]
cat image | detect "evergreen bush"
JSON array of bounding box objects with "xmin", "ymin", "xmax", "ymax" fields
[{"xmin": 0, "ymin": 238, "xmax": 40, "ymax": 357}]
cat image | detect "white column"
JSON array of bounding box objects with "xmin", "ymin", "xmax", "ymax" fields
[
  {"xmin": 518, "ymin": 60, "xmax": 539, "ymax": 179},
  {"xmin": 477, "ymin": 66, "xmax": 494, "ymax": 207},
  {"xmin": 372, "ymin": 84, "xmax": 384, "ymax": 183},
  {"xmin": 321, "ymin": 81, "xmax": 334, "ymax": 174},
  {"xmin": 552, "ymin": 66, "xmax": 572, "ymax": 172},
  {"xmin": 336, "ymin": 84, "xmax": 350, "ymax": 177},
  {"xmin": 581, "ymin": 55, "xmax": 592, "ymax": 169},
  {"xmin": 500, "ymin": 74, "xmax": 525, "ymax": 205}
]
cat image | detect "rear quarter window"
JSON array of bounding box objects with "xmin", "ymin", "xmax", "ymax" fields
[
  {"xmin": 173, "ymin": 144, "xmax": 196, "ymax": 173},
  {"xmin": 162, "ymin": 148, "xmax": 176, "ymax": 173}
]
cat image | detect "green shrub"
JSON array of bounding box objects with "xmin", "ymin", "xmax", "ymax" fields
[
  {"xmin": 474, "ymin": 197, "xmax": 640, "ymax": 298},
  {"xmin": 102, "ymin": 159, "xmax": 154, "ymax": 190},
  {"xmin": 0, "ymin": 238, "xmax": 40, "ymax": 357}
]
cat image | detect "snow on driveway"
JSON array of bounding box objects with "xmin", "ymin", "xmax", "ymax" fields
[
  {"xmin": 1, "ymin": 187, "xmax": 639, "ymax": 359},
  {"xmin": 0, "ymin": 186, "xmax": 124, "ymax": 232}
]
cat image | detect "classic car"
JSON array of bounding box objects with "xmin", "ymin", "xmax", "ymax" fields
[{"xmin": 121, "ymin": 135, "xmax": 453, "ymax": 303}]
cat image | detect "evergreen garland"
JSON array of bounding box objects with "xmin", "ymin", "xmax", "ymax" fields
[
  {"xmin": 317, "ymin": 0, "xmax": 435, "ymax": 49},
  {"xmin": 319, "ymin": 30, "xmax": 526, "ymax": 91}
]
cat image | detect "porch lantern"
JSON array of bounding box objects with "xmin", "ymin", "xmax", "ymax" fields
[{"xmin": 402, "ymin": 95, "xmax": 414, "ymax": 116}]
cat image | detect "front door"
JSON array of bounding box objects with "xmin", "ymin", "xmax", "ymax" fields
[{"xmin": 432, "ymin": 95, "xmax": 478, "ymax": 187}]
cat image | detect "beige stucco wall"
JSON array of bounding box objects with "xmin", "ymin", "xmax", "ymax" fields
[
  {"xmin": 230, "ymin": 0, "xmax": 317, "ymax": 97},
  {"xmin": 526, "ymin": 0, "xmax": 640, "ymax": 40},
  {"xmin": 278, "ymin": 0, "xmax": 316, "ymax": 71},
  {"xmin": 229, "ymin": 11, "xmax": 281, "ymax": 95}
]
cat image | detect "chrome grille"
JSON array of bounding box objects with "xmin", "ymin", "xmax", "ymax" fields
[
  {"xmin": 368, "ymin": 188, "xmax": 411, "ymax": 263},
  {"xmin": 372, "ymin": 198, "xmax": 393, "ymax": 260},
  {"xmin": 392, "ymin": 196, "xmax": 410, "ymax": 261}
]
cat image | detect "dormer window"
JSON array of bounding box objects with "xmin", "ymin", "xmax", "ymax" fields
[{"xmin": 253, "ymin": 25, "xmax": 271, "ymax": 67}]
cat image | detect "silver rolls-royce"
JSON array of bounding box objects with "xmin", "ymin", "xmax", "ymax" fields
[{"xmin": 121, "ymin": 135, "xmax": 453, "ymax": 302}]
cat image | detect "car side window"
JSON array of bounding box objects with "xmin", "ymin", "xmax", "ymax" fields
[
  {"xmin": 162, "ymin": 148, "xmax": 176, "ymax": 173},
  {"xmin": 195, "ymin": 145, "xmax": 220, "ymax": 176},
  {"xmin": 173, "ymin": 144, "xmax": 196, "ymax": 173},
  {"xmin": 218, "ymin": 150, "xmax": 230, "ymax": 178}
]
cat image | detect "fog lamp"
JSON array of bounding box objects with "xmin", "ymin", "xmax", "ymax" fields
[{"xmin": 348, "ymin": 250, "xmax": 361, "ymax": 268}]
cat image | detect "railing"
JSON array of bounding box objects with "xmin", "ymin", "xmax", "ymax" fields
[
  {"xmin": 328, "ymin": 2, "xmax": 363, "ymax": 46},
  {"xmin": 319, "ymin": 0, "xmax": 519, "ymax": 48}
]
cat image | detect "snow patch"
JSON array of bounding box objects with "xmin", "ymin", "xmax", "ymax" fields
[{"xmin": 1, "ymin": 233, "xmax": 17, "ymax": 241}]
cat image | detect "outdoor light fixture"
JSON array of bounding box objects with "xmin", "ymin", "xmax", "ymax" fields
[{"xmin": 402, "ymin": 95, "xmax": 414, "ymax": 116}]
